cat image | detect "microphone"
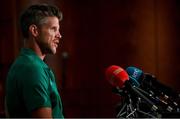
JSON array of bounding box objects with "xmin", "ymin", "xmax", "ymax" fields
[
  {"xmin": 105, "ymin": 65, "xmax": 159, "ymax": 112},
  {"xmin": 126, "ymin": 66, "xmax": 179, "ymax": 112},
  {"xmin": 125, "ymin": 66, "xmax": 174, "ymax": 97},
  {"xmin": 142, "ymin": 73, "xmax": 179, "ymax": 98},
  {"xmin": 126, "ymin": 66, "xmax": 144, "ymax": 87},
  {"xmin": 105, "ymin": 65, "xmax": 129, "ymax": 88}
]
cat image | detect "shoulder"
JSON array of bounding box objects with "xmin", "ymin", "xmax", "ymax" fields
[
  {"xmin": 12, "ymin": 57, "xmax": 48, "ymax": 82},
  {"xmin": 16, "ymin": 63, "xmax": 50, "ymax": 93},
  {"xmin": 12, "ymin": 54, "xmax": 45, "ymax": 74},
  {"xmin": 7, "ymin": 53, "xmax": 51, "ymax": 85}
]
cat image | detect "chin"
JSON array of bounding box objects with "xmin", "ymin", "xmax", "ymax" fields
[
  {"xmin": 51, "ymin": 48, "xmax": 57, "ymax": 54},
  {"xmin": 45, "ymin": 48, "xmax": 56, "ymax": 54},
  {"xmin": 52, "ymin": 51, "xmax": 57, "ymax": 54}
]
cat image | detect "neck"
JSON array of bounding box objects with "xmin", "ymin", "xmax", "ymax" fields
[{"xmin": 23, "ymin": 38, "xmax": 46, "ymax": 60}]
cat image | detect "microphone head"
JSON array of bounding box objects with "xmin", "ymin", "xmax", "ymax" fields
[
  {"xmin": 126, "ymin": 66, "xmax": 144, "ymax": 87},
  {"xmin": 105, "ymin": 65, "xmax": 129, "ymax": 88}
]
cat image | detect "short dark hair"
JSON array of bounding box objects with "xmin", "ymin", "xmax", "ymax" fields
[{"xmin": 20, "ymin": 4, "xmax": 63, "ymax": 38}]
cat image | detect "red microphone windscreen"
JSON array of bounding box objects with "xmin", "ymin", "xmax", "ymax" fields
[{"xmin": 105, "ymin": 65, "xmax": 129, "ymax": 88}]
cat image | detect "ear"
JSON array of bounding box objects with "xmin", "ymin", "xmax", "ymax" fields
[{"xmin": 29, "ymin": 24, "xmax": 39, "ymax": 37}]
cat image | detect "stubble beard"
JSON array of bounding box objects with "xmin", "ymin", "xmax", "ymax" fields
[
  {"xmin": 38, "ymin": 40, "xmax": 57, "ymax": 55},
  {"xmin": 44, "ymin": 43, "xmax": 57, "ymax": 54}
]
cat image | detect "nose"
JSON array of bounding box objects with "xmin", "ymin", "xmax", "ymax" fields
[{"xmin": 56, "ymin": 31, "xmax": 62, "ymax": 39}]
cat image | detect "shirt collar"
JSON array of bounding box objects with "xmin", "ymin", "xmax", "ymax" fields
[{"xmin": 20, "ymin": 48, "xmax": 48, "ymax": 68}]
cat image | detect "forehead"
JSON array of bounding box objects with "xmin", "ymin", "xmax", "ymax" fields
[{"xmin": 40, "ymin": 16, "xmax": 60, "ymax": 27}]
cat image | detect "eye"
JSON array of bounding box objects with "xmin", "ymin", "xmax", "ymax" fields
[
  {"xmin": 52, "ymin": 27, "xmax": 56, "ymax": 31},
  {"xmin": 51, "ymin": 27, "xmax": 58, "ymax": 32}
]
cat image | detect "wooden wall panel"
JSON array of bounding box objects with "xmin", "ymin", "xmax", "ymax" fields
[
  {"xmin": 0, "ymin": 0, "xmax": 180, "ymax": 118},
  {"xmin": 156, "ymin": 0, "xmax": 180, "ymax": 91},
  {"xmin": 59, "ymin": 0, "xmax": 180, "ymax": 117},
  {"xmin": 60, "ymin": 0, "xmax": 158, "ymax": 117},
  {"xmin": 0, "ymin": 0, "xmax": 15, "ymax": 117}
]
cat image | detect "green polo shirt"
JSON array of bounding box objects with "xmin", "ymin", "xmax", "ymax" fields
[{"xmin": 6, "ymin": 48, "xmax": 64, "ymax": 118}]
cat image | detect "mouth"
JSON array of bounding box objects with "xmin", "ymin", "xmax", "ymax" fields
[
  {"xmin": 53, "ymin": 42, "xmax": 58, "ymax": 48},
  {"xmin": 53, "ymin": 40, "xmax": 59, "ymax": 48}
]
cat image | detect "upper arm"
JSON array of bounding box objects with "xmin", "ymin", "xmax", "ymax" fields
[
  {"xmin": 31, "ymin": 107, "xmax": 52, "ymax": 118},
  {"xmin": 20, "ymin": 66, "xmax": 52, "ymax": 116}
]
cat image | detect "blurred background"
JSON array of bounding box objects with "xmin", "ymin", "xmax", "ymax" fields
[{"xmin": 0, "ymin": 0, "xmax": 180, "ymax": 117}]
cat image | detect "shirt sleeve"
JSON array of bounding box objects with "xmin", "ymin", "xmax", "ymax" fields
[{"xmin": 20, "ymin": 65, "xmax": 52, "ymax": 114}]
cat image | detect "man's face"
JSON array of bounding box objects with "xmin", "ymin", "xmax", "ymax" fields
[{"xmin": 37, "ymin": 16, "xmax": 61, "ymax": 54}]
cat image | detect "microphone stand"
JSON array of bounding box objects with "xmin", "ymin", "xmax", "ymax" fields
[
  {"xmin": 116, "ymin": 94, "xmax": 158, "ymax": 118},
  {"xmin": 134, "ymin": 86, "xmax": 180, "ymax": 117},
  {"xmin": 116, "ymin": 94, "xmax": 137, "ymax": 118},
  {"xmin": 115, "ymin": 84, "xmax": 160, "ymax": 118}
]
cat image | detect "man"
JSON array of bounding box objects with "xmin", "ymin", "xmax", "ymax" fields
[{"xmin": 5, "ymin": 4, "xmax": 64, "ymax": 118}]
